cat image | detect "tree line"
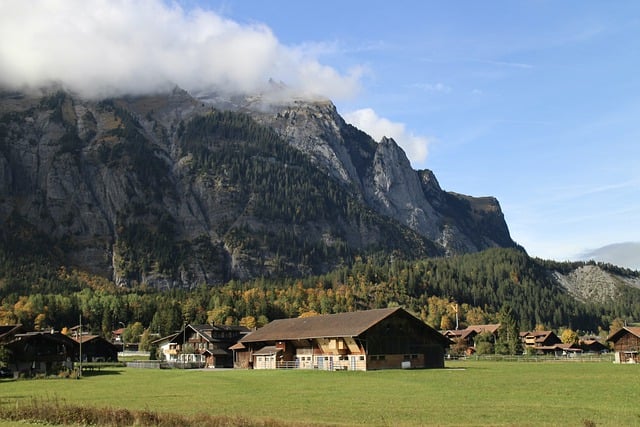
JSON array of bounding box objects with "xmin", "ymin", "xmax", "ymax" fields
[{"xmin": 1, "ymin": 243, "xmax": 638, "ymax": 346}]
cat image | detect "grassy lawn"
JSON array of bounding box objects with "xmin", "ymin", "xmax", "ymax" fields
[{"xmin": 0, "ymin": 360, "xmax": 637, "ymax": 426}]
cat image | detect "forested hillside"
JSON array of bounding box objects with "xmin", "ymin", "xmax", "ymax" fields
[{"xmin": 1, "ymin": 245, "xmax": 638, "ymax": 342}]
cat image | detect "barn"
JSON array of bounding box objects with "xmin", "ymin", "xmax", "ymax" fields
[
  {"xmin": 235, "ymin": 307, "xmax": 450, "ymax": 370},
  {"xmin": 607, "ymin": 326, "xmax": 640, "ymax": 363}
]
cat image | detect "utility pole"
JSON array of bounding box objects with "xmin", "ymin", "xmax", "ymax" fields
[
  {"xmin": 118, "ymin": 322, "xmax": 126, "ymax": 363},
  {"xmin": 78, "ymin": 315, "xmax": 82, "ymax": 379}
]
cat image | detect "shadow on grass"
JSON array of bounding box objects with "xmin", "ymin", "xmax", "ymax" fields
[{"xmin": 79, "ymin": 369, "xmax": 124, "ymax": 377}]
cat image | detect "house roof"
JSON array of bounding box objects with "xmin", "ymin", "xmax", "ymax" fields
[
  {"xmin": 444, "ymin": 324, "xmax": 500, "ymax": 340},
  {"xmin": 202, "ymin": 348, "xmax": 230, "ymax": 356},
  {"xmin": 71, "ymin": 335, "xmax": 118, "ymax": 349},
  {"xmin": 229, "ymin": 342, "xmax": 246, "ymax": 350},
  {"xmin": 11, "ymin": 331, "xmax": 78, "ymax": 348},
  {"xmin": 72, "ymin": 334, "xmax": 99, "ymax": 344},
  {"xmin": 151, "ymin": 332, "xmax": 180, "ymax": 345},
  {"xmin": 467, "ymin": 324, "xmax": 501, "ymax": 334},
  {"xmin": 607, "ymin": 326, "xmax": 640, "ymax": 342},
  {"xmin": 521, "ymin": 330, "xmax": 559, "ymax": 343},
  {"xmin": 0, "ymin": 325, "xmax": 24, "ymax": 341},
  {"xmin": 252, "ymin": 345, "xmax": 282, "ymax": 356},
  {"xmin": 580, "ymin": 339, "xmax": 607, "ymax": 350},
  {"xmin": 444, "ymin": 329, "xmax": 476, "ymax": 340},
  {"xmin": 240, "ymin": 307, "xmax": 447, "ymax": 344}
]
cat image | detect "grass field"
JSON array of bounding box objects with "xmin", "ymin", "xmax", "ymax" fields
[{"xmin": 0, "ymin": 360, "xmax": 637, "ymax": 426}]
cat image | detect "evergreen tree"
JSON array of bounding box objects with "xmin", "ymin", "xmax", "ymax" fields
[{"xmin": 495, "ymin": 304, "xmax": 521, "ymax": 355}]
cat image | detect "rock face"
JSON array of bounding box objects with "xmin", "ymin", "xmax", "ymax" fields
[
  {"xmin": 0, "ymin": 88, "xmax": 517, "ymax": 288},
  {"xmin": 553, "ymin": 265, "xmax": 640, "ymax": 303}
]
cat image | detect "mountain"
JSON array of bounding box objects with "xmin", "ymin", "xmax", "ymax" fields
[
  {"xmin": 553, "ymin": 263, "xmax": 640, "ymax": 304},
  {"xmin": 578, "ymin": 242, "xmax": 640, "ymax": 271},
  {"xmin": 0, "ymin": 88, "xmax": 517, "ymax": 289}
]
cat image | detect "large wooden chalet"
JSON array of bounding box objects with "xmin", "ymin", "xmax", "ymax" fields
[
  {"xmin": 607, "ymin": 326, "xmax": 640, "ymax": 363},
  {"xmin": 233, "ymin": 307, "xmax": 451, "ymax": 371}
]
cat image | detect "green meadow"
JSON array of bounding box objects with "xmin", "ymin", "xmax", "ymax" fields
[{"xmin": 0, "ymin": 360, "xmax": 637, "ymax": 426}]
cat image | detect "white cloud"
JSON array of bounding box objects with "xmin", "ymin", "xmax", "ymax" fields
[
  {"xmin": 0, "ymin": 0, "xmax": 361, "ymax": 99},
  {"xmin": 343, "ymin": 108, "xmax": 431, "ymax": 166},
  {"xmin": 410, "ymin": 82, "xmax": 452, "ymax": 93}
]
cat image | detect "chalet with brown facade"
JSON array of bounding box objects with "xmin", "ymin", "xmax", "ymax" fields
[
  {"xmin": 579, "ymin": 338, "xmax": 608, "ymax": 353},
  {"xmin": 156, "ymin": 324, "xmax": 249, "ymax": 368},
  {"xmin": 235, "ymin": 307, "xmax": 450, "ymax": 371},
  {"xmin": 519, "ymin": 330, "xmax": 561, "ymax": 354},
  {"xmin": 607, "ymin": 326, "xmax": 640, "ymax": 363},
  {"xmin": 72, "ymin": 335, "xmax": 118, "ymax": 362},
  {"xmin": 5, "ymin": 331, "xmax": 78, "ymax": 376}
]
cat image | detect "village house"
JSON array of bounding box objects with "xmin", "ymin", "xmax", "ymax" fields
[
  {"xmin": 234, "ymin": 307, "xmax": 451, "ymax": 371},
  {"xmin": 72, "ymin": 334, "xmax": 119, "ymax": 362},
  {"xmin": 607, "ymin": 326, "xmax": 640, "ymax": 363},
  {"xmin": 5, "ymin": 331, "xmax": 78, "ymax": 376},
  {"xmin": 520, "ymin": 330, "xmax": 560, "ymax": 354},
  {"xmin": 443, "ymin": 324, "xmax": 500, "ymax": 354},
  {"xmin": 579, "ymin": 338, "xmax": 608, "ymax": 353},
  {"xmin": 154, "ymin": 323, "xmax": 249, "ymax": 368}
]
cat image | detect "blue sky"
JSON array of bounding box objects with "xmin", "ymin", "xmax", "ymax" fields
[
  {"xmin": 2, "ymin": 0, "xmax": 639, "ymax": 263},
  {"xmin": 200, "ymin": 0, "xmax": 640, "ymax": 262}
]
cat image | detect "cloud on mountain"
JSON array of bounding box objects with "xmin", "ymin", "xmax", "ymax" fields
[
  {"xmin": 578, "ymin": 242, "xmax": 640, "ymax": 271},
  {"xmin": 0, "ymin": 0, "xmax": 361, "ymax": 99},
  {"xmin": 343, "ymin": 108, "xmax": 431, "ymax": 166}
]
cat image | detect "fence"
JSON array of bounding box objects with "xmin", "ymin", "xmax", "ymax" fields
[{"xmin": 455, "ymin": 353, "xmax": 615, "ymax": 363}]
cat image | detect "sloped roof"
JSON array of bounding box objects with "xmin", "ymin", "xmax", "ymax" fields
[
  {"xmin": 521, "ymin": 330, "xmax": 559, "ymax": 343},
  {"xmin": 72, "ymin": 334, "xmax": 99, "ymax": 344},
  {"xmin": 0, "ymin": 325, "xmax": 24, "ymax": 341},
  {"xmin": 151, "ymin": 332, "xmax": 180, "ymax": 345},
  {"xmin": 190, "ymin": 324, "xmax": 215, "ymax": 342},
  {"xmin": 241, "ymin": 307, "xmax": 440, "ymax": 343},
  {"xmin": 467, "ymin": 324, "xmax": 500, "ymax": 334},
  {"xmin": 252, "ymin": 345, "xmax": 281, "ymax": 356},
  {"xmin": 12, "ymin": 331, "xmax": 78, "ymax": 348},
  {"xmin": 71, "ymin": 335, "xmax": 117, "ymax": 348},
  {"xmin": 607, "ymin": 326, "xmax": 640, "ymax": 342},
  {"xmin": 444, "ymin": 329, "xmax": 476, "ymax": 340}
]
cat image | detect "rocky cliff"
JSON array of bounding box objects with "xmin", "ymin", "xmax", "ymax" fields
[{"xmin": 0, "ymin": 88, "xmax": 517, "ymax": 288}]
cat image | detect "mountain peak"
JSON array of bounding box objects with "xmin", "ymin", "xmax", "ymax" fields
[{"xmin": 0, "ymin": 89, "xmax": 516, "ymax": 288}]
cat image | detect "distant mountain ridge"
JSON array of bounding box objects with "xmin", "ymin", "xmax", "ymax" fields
[
  {"xmin": 578, "ymin": 242, "xmax": 640, "ymax": 271},
  {"xmin": 0, "ymin": 88, "xmax": 516, "ymax": 288}
]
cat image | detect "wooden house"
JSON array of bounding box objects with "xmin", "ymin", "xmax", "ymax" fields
[
  {"xmin": 579, "ymin": 338, "xmax": 608, "ymax": 354},
  {"xmin": 444, "ymin": 324, "xmax": 500, "ymax": 354},
  {"xmin": 156, "ymin": 324, "xmax": 249, "ymax": 368},
  {"xmin": 520, "ymin": 330, "xmax": 562, "ymax": 354},
  {"xmin": 236, "ymin": 307, "xmax": 450, "ymax": 371},
  {"xmin": 6, "ymin": 331, "xmax": 78, "ymax": 376},
  {"xmin": 72, "ymin": 335, "xmax": 118, "ymax": 362},
  {"xmin": 607, "ymin": 327, "xmax": 640, "ymax": 363}
]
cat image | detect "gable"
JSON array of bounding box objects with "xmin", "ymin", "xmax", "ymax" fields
[{"xmin": 607, "ymin": 327, "xmax": 640, "ymax": 343}]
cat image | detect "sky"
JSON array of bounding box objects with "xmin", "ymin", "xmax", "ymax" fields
[{"xmin": 1, "ymin": 0, "xmax": 639, "ymax": 266}]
